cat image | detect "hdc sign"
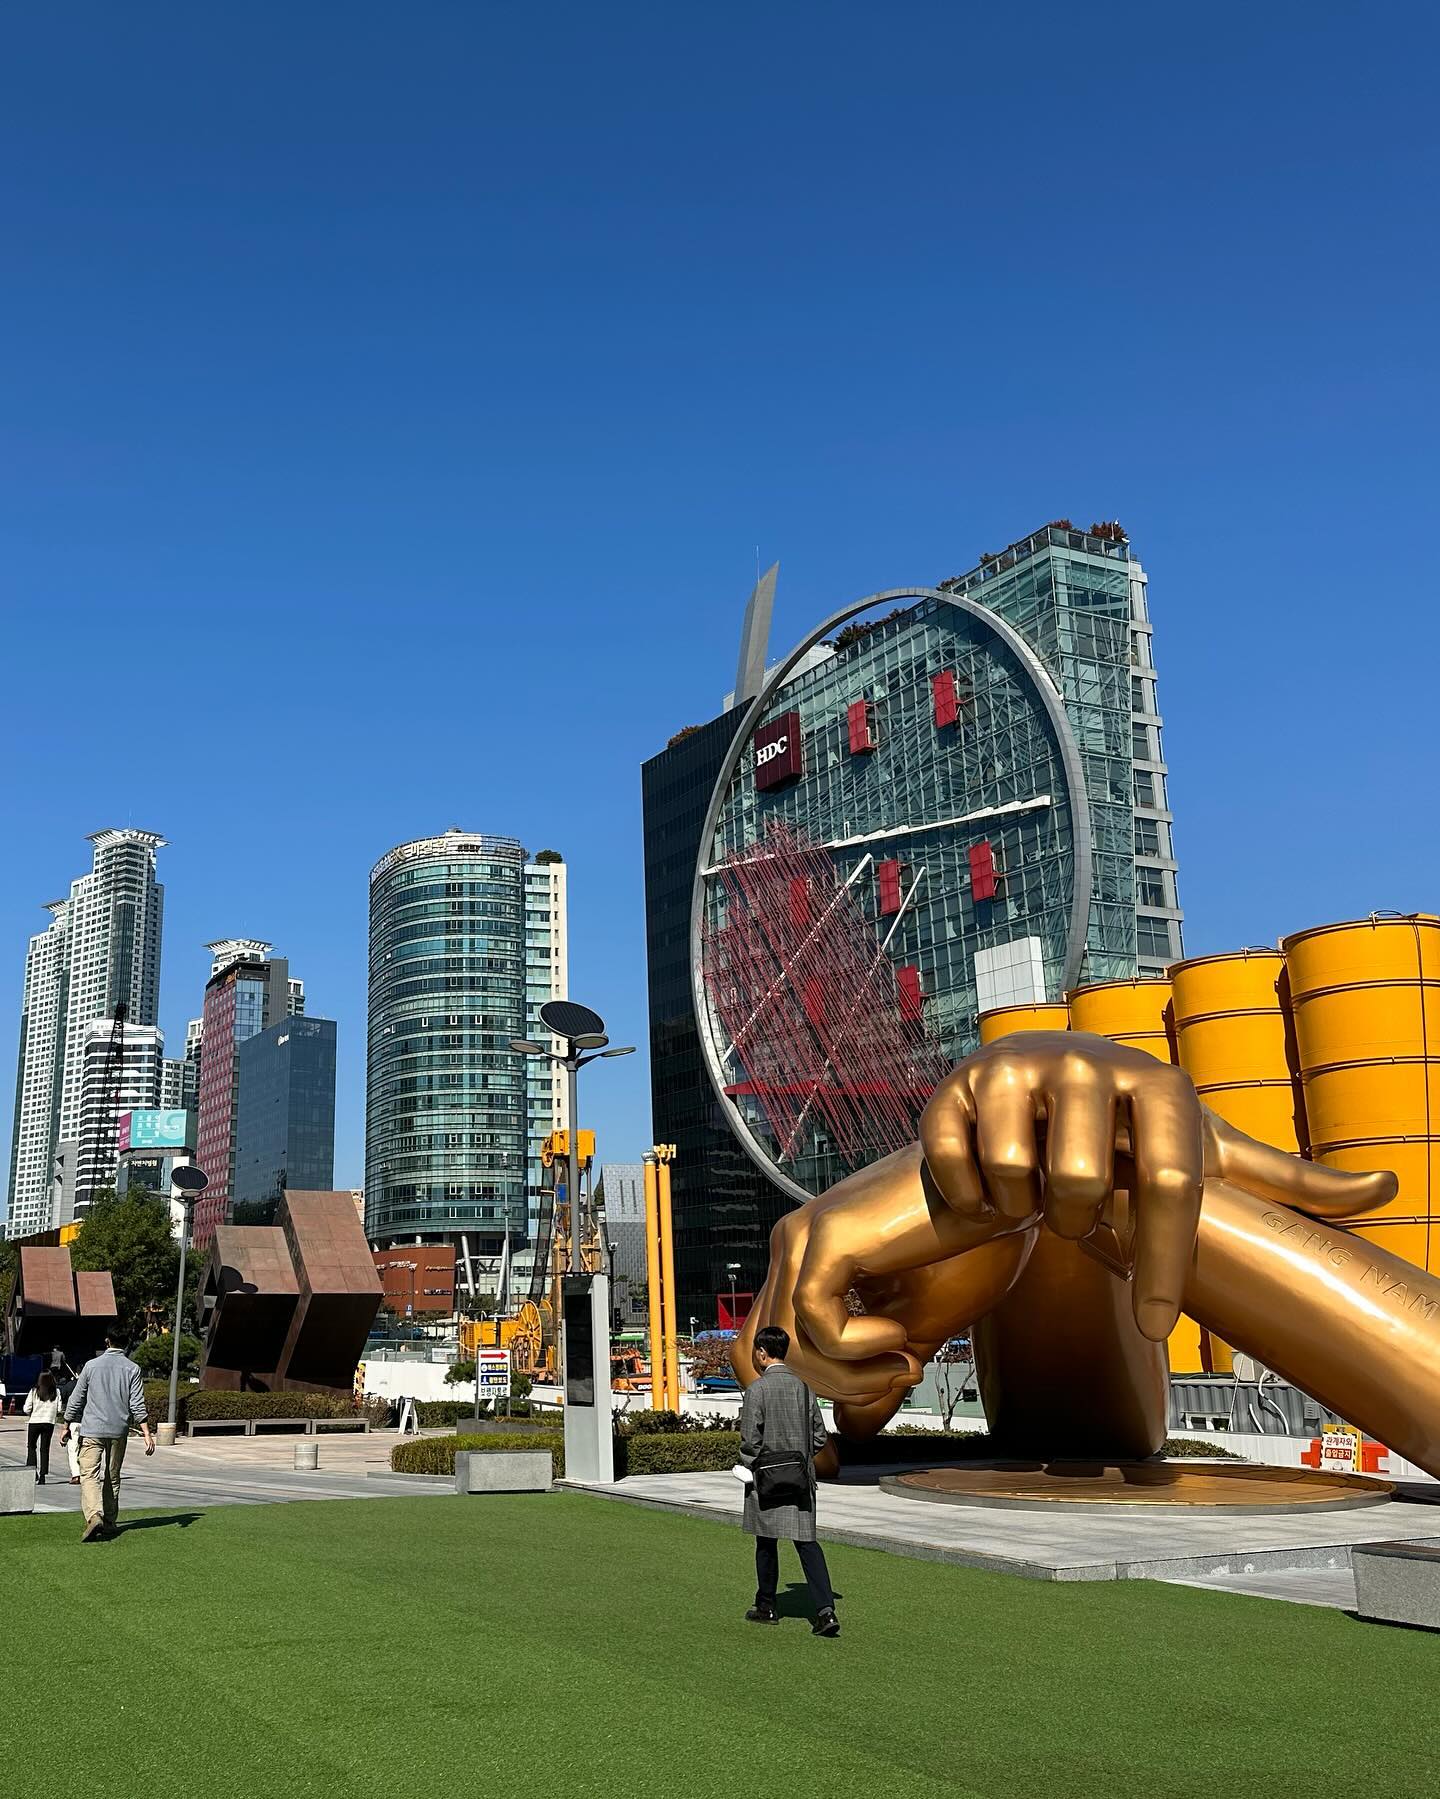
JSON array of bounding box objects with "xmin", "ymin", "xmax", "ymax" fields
[{"xmin": 753, "ymin": 711, "xmax": 803, "ymax": 790}]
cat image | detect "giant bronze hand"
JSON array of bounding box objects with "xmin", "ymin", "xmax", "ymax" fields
[{"xmin": 734, "ymin": 1033, "xmax": 1439, "ymax": 1470}]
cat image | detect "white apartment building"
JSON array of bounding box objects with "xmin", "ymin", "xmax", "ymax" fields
[
  {"xmin": 524, "ymin": 855, "xmax": 570, "ymax": 1237},
  {"xmin": 69, "ymin": 1020, "xmax": 166, "ymax": 1222},
  {"xmin": 6, "ymin": 829, "xmax": 166, "ymax": 1238}
]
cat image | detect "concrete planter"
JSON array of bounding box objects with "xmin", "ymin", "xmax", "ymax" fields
[
  {"xmin": 0, "ymin": 1468, "xmax": 36, "ymax": 1515},
  {"xmin": 455, "ymin": 1450, "xmax": 552, "ymax": 1495}
]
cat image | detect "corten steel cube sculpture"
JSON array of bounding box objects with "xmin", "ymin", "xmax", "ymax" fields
[
  {"xmin": 195, "ymin": 1191, "xmax": 381, "ymax": 1395},
  {"xmin": 3, "ymin": 1247, "xmax": 117, "ymax": 1363},
  {"xmin": 273, "ymin": 1191, "xmax": 383, "ymax": 1393},
  {"xmin": 197, "ymin": 1227, "xmax": 301, "ymax": 1391}
]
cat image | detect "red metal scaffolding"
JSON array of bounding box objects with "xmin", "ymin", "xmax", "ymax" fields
[{"xmin": 701, "ymin": 820, "xmax": 951, "ymax": 1171}]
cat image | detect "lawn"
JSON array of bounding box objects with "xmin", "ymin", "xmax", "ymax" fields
[{"xmin": 1, "ymin": 1494, "xmax": 1434, "ymax": 1798}]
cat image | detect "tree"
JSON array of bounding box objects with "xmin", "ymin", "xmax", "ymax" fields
[
  {"xmin": 0, "ymin": 1237, "xmax": 16, "ymax": 1319},
  {"xmin": 131, "ymin": 1331, "xmax": 204, "ymax": 1380},
  {"xmin": 70, "ymin": 1189, "xmax": 183, "ymax": 1336},
  {"xmin": 685, "ymin": 1334, "xmax": 737, "ymax": 1384}
]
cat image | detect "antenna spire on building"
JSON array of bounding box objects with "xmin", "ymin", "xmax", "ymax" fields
[{"xmin": 733, "ymin": 561, "xmax": 779, "ymax": 708}]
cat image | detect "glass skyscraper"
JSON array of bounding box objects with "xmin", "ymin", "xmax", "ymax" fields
[
  {"xmin": 366, "ymin": 830, "xmax": 568, "ymax": 1258},
  {"xmin": 193, "ymin": 941, "xmax": 302, "ymax": 1246},
  {"xmin": 233, "ymin": 1015, "xmax": 337, "ymax": 1218},
  {"xmin": 643, "ymin": 523, "xmax": 1184, "ymax": 1319}
]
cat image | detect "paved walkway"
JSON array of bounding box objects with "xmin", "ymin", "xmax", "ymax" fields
[
  {"xmin": 0, "ymin": 1414, "xmax": 450, "ymax": 1517},
  {"xmin": 568, "ymin": 1466, "xmax": 1440, "ymax": 1601}
]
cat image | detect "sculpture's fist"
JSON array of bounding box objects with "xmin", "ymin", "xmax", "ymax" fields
[{"xmin": 921, "ymin": 1031, "xmax": 1396, "ymax": 1339}]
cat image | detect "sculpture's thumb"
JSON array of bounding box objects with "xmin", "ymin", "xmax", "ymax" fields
[{"xmin": 1206, "ymin": 1111, "xmax": 1397, "ymax": 1220}]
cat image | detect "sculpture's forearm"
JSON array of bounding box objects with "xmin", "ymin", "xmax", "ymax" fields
[{"xmin": 1187, "ymin": 1181, "xmax": 1440, "ymax": 1478}]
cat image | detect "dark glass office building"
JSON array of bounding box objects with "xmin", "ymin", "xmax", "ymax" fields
[
  {"xmin": 642, "ymin": 713, "xmax": 784, "ymax": 1324},
  {"xmin": 233, "ymin": 1015, "xmax": 337, "ymax": 1218}
]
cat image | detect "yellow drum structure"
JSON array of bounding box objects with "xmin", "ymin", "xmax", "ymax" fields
[
  {"xmin": 1169, "ymin": 950, "xmax": 1305, "ymax": 1154},
  {"xmin": 1065, "ymin": 978, "xmax": 1175, "ymax": 1064},
  {"xmin": 977, "ymin": 1002, "xmax": 1069, "ymax": 1045},
  {"xmin": 1283, "ymin": 914, "xmax": 1440, "ymax": 1273},
  {"xmin": 1062, "ymin": 979, "xmax": 1208, "ymax": 1370}
]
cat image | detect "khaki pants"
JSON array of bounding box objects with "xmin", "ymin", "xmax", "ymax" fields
[{"xmin": 77, "ymin": 1435, "xmax": 128, "ymax": 1529}]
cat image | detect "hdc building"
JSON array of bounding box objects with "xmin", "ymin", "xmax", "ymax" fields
[{"xmin": 642, "ymin": 524, "xmax": 1183, "ymax": 1320}]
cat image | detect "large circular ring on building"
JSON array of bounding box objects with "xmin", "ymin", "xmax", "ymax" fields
[{"xmin": 690, "ymin": 587, "xmax": 1094, "ymax": 1207}]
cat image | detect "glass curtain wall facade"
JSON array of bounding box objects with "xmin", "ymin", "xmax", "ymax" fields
[
  {"xmin": 233, "ymin": 1015, "xmax": 337, "ymax": 1218},
  {"xmin": 366, "ymin": 831, "xmax": 529, "ymax": 1254},
  {"xmin": 193, "ymin": 944, "xmax": 297, "ymax": 1246},
  {"xmin": 938, "ymin": 524, "xmax": 1183, "ymax": 975},
  {"xmin": 642, "ymin": 713, "xmax": 783, "ymax": 1320}
]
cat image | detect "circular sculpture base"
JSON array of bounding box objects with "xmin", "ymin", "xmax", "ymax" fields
[{"xmin": 880, "ymin": 1460, "xmax": 1394, "ymax": 1516}]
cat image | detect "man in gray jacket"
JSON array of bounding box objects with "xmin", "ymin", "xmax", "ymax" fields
[
  {"xmin": 739, "ymin": 1325, "xmax": 839, "ymax": 1636},
  {"xmin": 60, "ymin": 1327, "xmax": 155, "ymax": 1541}
]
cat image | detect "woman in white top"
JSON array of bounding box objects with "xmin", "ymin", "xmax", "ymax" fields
[{"xmin": 24, "ymin": 1372, "xmax": 64, "ymax": 1485}]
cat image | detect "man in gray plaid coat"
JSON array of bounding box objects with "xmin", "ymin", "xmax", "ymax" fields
[{"xmin": 738, "ymin": 1324, "xmax": 839, "ymax": 1636}]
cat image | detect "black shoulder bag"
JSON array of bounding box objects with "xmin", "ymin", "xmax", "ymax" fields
[{"xmin": 754, "ymin": 1449, "xmax": 812, "ymax": 1510}]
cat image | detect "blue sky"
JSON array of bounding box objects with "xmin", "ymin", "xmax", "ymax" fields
[{"xmin": 3, "ymin": 5, "xmax": 1437, "ymax": 1204}]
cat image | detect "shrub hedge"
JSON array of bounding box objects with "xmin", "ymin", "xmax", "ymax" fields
[
  {"xmin": 416, "ymin": 1400, "xmax": 493, "ymax": 1427},
  {"xmin": 139, "ymin": 1379, "xmax": 190, "ymax": 1428},
  {"xmin": 621, "ymin": 1430, "xmax": 740, "ymax": 1475},
  {"xmin": 390, "ymin": 1431, "xmax": 565, "ymax": 1477},
  {"xmin": 615, "ymin": 1408, "xmax": 735, "ymax": 1437},
  {"xmin": 185, "ymin": 1389, "xmax": 387, "ymax": 1424}
]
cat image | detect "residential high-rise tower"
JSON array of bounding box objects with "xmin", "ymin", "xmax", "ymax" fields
[{"xmin": 6, "ymin": 829, "xmax": 166, "ymax": 1239}]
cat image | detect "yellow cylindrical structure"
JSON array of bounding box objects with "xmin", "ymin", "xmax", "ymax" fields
[
  {"xmin": 978, "ymin": 1002, "xmax": 1070, "ymax": 1046},
  {"xmin": 1283, "ymin": 914, "xmax": 1440, "ymax": 1274},
  {"xmin": 1169, "ymin": 949, "xmax": 1305, "ymax": 1154},
  {"xmin": 1066, "ymin": 979, "xmax": 1199, "ymax": 1362},
  {"xmin": 656, "ymin": 1152, "xmax": 681, "ymax": 1413},
  {"xmin": 642, "ymin": 1155, "xmax": 665, "ymax": 1411},
  {"xmin": 1066, "ymin": 978, "xmax": 1176, "ymax": 1064}
]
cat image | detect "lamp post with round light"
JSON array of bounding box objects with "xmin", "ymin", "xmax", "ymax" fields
[
  {"xmin": 509, "ymin": 1002, "xmax": 635, "ymax": 1275},
  {"xmin": 511, "ymin": 1002, "xmax": 634, "ymax": 1485},
  {"xmin": 165, "ymin": 1163, "xmax": 210, "ymax": 1439}
]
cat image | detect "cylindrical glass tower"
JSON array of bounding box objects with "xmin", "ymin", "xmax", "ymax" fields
[{"xmin": 366, "ymin": 830, "xmax": 528, "ymax": 1251}]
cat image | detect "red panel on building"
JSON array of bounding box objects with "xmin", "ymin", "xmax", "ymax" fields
[
  {"xmin": 789, "ymin": 877, "xmax": 810, "ymax": 930},
  {"xmin": 717, "ymin": 1291, "xmax": 754, "ymax": 1331},
  {"xmin": 969, "ymin": 840, "xmax": 998, "ymax": 901},
  {"xmin": 932, "ymin": 670, "xmax": 958, "ymax": 728},
  {"xmin": 877, "ymin": 859, "xmax": 903, "ymax": 915},
  {"xmin": 753, "ymin": 710, "xmax": 803, "ymax": 790},
  {"xmin": 847, "ymin": 698, "xmax": 876, "ymax": 754},
  {"xmin": 897, "ymin": 965, "xmax": 924, "ymax": 1022}
]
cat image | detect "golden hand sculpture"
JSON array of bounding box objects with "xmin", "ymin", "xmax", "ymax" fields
[{"xmin": 734, "ymin": 1033, "xmax": 1440, "ymax": 1477}]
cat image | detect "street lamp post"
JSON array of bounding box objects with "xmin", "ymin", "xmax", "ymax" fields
[
  {"xmin": 726, "ymin": 1262, "xmax": 741, "ymax": 1329},
  {"xmin": 511, "ymin": 1002, "xmax": 635, "ymax": 1485},
  {"xmin": 166, "ymin": 1164, "xmax": 210, "ymax": 1435}
]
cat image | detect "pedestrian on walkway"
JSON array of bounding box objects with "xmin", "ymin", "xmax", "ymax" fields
[
  {"xmin": 739, "ymin": 1324, "xmax": 840, "ymax": 1637},
  {"xmin": 23, "ymin": 1372, "xmax": 64, "ymax": 1484},
  {"xmin": 58, "ymin": 1372, "xmax": 82, "ymax": 1483},
  {"xmin": 59, "ymin": 1328, "xmax": 155, "ymax": 1541}
]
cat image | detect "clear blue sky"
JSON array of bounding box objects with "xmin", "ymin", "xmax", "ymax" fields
[{"xmin": 3, "ymin": 5, "xmax": 1437, "ymax": 1207}]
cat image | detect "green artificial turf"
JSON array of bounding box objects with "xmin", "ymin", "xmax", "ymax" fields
[{"xmin": 1, "ymin": 1495, "xmax": 1434, "ymax": 1798}]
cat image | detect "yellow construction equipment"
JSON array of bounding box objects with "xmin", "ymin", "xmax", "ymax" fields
[{"xmin": 644, "ymin": 1145, "xmax": 680, "ymax": 1412}]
